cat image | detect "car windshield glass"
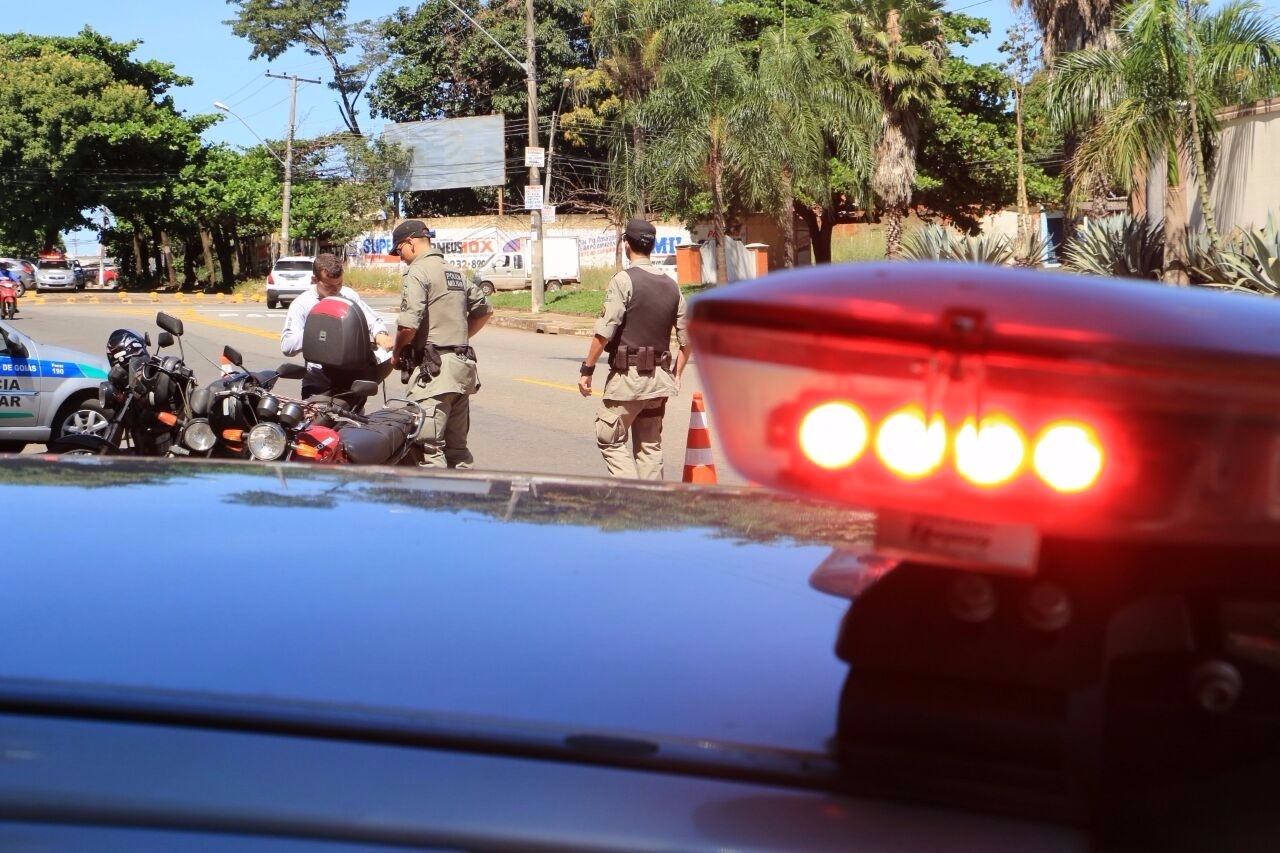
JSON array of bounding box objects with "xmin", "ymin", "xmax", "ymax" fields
[
  {"xmin": 38, "ymin": 261, "xmax": 69, "ymax": 269},
  {"xmin": 274, "ymin": 261, "xmax": 313, "ymax": 272}
]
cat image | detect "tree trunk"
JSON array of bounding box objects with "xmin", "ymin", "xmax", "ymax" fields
[
  {"xmin": 633, "ymin": 124, "xmax": 647, "ymax": 218},
  {"xmin": 779, "ymin": 167, "xmax": 796, "ymax": 268},
  {"xmin": 1014, "ymin": 87, "xmax": 1032, "ymax": 261},
  {"xmin": 132, "ymin": 230, "xmax": 145, "ymax": 281},
  {"xmin": 1185, "ymin": 0, "xmax": 1220, "ymax": 253},
  {"xmin": 158, "ymin": 229, "xmax": 176, "ymax": 289},
  {"xmin": 794, "ymin": 201, "xmax": 835, "ymax": 264},
  {"xmin": 884, "ymin": 202, "xmax": 907, "ymax": 260},
  {"xmin": 710, "ymin": 141, "xmax": 729, "ymax": 285},
  {"xmin": 200, "ymin": 229, "xmax": 217, "ymax": 291},
  {"xmin": 1163, "ymin": 174, "xmax": 1190, "ymax": 285}
]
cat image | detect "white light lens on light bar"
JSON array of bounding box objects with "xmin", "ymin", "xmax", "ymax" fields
[
  {"xmin": 1033, "ymin": 422, "xmax": 1103, "ymax": 493},
  {"xmin": 876, "ymin": 407, "xmax": 946, "ymax": 478},
  {"xmin": 799, "ymin": 402, "xmax": 869, "ymax": 469},
  {"xmin": 955, "ymin": 415, "xmax": 1026, "ymax": 487},
  {"xmin": 247, "ymin": 422, "xmax": 289, "ymax": 461}
]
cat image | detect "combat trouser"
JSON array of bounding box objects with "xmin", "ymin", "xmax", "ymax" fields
[
  {"xmin": 595, "ymin": 397, "xmax": 667, "ymax": 480},
  {"xmin": 416, "ymin": 391, "xmax": 474, "ymax": 469}
]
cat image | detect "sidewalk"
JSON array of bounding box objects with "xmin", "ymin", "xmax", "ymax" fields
[{"xmin": 24, "ymin": 288, "xmax": 600, "ymax": 337}]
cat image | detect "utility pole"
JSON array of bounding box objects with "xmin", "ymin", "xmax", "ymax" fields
[
  {"xmin": 524, "ymin": 0, "xmax": 545, "ymax": 313},
  {"xmin": 266, "ymin": 71, "xmax": 321, "ymax": 261}
]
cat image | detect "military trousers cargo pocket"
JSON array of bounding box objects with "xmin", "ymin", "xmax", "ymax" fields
[{"xmin": 595, "ymin": 408, "xmax": 627, "ymax": 445}]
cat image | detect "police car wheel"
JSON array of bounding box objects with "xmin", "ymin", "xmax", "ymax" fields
[{"xmin": 56, "ymin": 398, "xmax": 111, "ymax": 440}]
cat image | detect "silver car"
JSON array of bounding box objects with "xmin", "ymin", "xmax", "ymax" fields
[
  {"xmin": 0, "ymin": 320, "xmax": 110, "ymax": 452},
  {"xmin": 265, "ymin": 256, "xmax": 315, "ymax": 309},
  {"xmin": 34, "ymin": 257, "xmax": 78, "ymax": 292}
]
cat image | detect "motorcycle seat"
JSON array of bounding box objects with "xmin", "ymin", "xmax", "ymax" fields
[{"xmin": 340, "ymin": 410, "xmax": 417, "ymax": 464}]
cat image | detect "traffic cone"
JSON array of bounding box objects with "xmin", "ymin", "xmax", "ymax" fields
[{"xmin": 682, "ymin": 392, "xmax": 718, "ymax": 484}]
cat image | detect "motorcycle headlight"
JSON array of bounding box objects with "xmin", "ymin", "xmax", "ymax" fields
[
  {"xmin": 247, "ymin": 422, "xmax": 288, "ymax": 461},
  {"xmin": 181, "ymin": 418, "xmax": 217, "ymax": 453}
]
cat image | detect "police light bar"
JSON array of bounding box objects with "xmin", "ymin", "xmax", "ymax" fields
[{"xmin": 689, "ymin": 262, "xmax": 1280, "ymax": 554}]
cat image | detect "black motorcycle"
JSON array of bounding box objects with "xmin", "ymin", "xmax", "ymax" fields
[
  {"xmin": 169, "ymin": 345, "xmax": 290, "ymax": 459},
  {"xmin": 49, "ymin": 312, "xmax": 196, "ymax": 456}
]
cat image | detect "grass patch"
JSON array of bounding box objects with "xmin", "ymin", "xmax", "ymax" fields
[
  {"xmin": 488, "ymin": 281, "xmax": 711, "ymax": 316},
  {"xmin": 831, "ymin": 226, "xmax": 888, "ymax": 262}
]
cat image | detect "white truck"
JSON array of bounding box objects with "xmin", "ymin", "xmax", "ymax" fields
[{"xmin": 473, "ymin": 236, "xmax": 581, "ymax": 295}]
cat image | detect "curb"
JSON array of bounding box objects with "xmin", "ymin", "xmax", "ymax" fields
[{"xmin": 488, "ymin": 313, "xmax": 596, "ymax": 337}]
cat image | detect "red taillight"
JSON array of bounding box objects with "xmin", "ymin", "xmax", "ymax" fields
[{"xmin": 266, "ymin": 273, "xmax": 275, "ymax": 285}]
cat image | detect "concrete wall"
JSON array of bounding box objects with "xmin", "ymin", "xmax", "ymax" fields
[{"xmin": 1191, "ymin": 97, "xmax": 1280, "ymax": 236}]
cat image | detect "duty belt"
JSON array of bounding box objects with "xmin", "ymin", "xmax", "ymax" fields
[
  {"xmin": 437, "ymin": 345, "xmax": 476, "ymax": 359},
  {"xmin": 619, "ymin": 351, "xmax": 672, "ymax": 367}
]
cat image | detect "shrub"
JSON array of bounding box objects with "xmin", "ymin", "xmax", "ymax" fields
[{"xmin": 1061, "ymin": 215, "xmax": 1163, "ymax": 280}]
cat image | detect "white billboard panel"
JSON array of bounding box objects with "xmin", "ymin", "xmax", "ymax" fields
[{"xmin": 382, "ymin": 115, "xmax": 506, "ymax": 192}]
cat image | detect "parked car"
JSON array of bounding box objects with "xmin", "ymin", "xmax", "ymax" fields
[
  {"xmin": 265, "ymin": 255, "xmax": 315, "ymax": 309},
  {"xmin": 655, "ymin": 253, "xmax": 679, "ymax": 281},
  {"xmin": 0, "ymin": 258, "xmax": 33, "ymax": 295},
  {"xmin": 34, "ymin": 254, "xmax": 78, "ymax": 292},
  {"xmin": 83, "ymin": 263, "xmax": 120, "ymax": 290},
  {"xmin": 0, "ymin": 318, "xmax": 110, "ymax": 452}
]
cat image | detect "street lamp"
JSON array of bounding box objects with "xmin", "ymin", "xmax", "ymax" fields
[{"xmin": 215, "ymin": 99, "xmax": 294, "ymax": 261}]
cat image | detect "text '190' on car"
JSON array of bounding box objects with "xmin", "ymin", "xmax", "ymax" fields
[{"xmin": 3, "ymin": 262, "xmax": 1280, "ymax": 851}]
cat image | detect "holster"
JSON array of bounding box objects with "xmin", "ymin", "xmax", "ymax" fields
[{"xmin": 415, "ymin": 342, "xmax": 443, "ymax": 386}]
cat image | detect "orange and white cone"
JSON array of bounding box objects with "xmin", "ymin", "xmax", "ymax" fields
[{"xmin": 682, "ymin": 392, "xmax": 718, "ymax": 484}]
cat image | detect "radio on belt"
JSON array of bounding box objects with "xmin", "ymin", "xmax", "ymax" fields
[{"xmin": 689, "ymin": 262, "xmax": 1280, "ymax": 568}]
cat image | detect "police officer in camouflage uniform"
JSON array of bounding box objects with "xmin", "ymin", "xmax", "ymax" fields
[
  {"xmin": 390, "ymin": 220, "xmax": 493, "ymax": 468},
  {"xmin": 577, "ymin": 218, "xmax": 690, "ymax": 480}
]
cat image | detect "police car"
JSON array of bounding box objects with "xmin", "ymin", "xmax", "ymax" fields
[
  {"xmin": 0, "ymin": 263, "xmax": 1277, "ymax": 850},
  {"xmin": 0, "ymin": 318, "xmax": 110, "ymax": 452}
]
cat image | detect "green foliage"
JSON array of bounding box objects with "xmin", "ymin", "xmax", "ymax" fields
[
  {"xmin": 1061, "ymin": 214, "xmax": 1164, "ymax": 280},
  {"xmin": 1190, "ymin": 213, "xmax": 1280, "ymax": 294},
  {"xmin": 225, "ymin": 0, "xmax": 384, "ymax": 135},
  {"xmin": 0, "ymin": 29, "xmax": 204, "ymax": 249},
  {"xmin": 901, "ymin": 223, "xmax": 1016, "ymax": 264}
]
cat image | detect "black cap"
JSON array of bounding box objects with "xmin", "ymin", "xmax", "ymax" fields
[
  {"xmin": 624, "ymin": 217, "xmax": 657, "ymax": 248},
  {"xmin": 390, "ymin": 219, "xmax": 434, "ymax": 255}
]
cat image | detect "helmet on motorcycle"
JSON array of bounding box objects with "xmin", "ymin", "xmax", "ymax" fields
[{"xmin": 106, "ymin": 329, "xmax": 148, "ymax": 366}]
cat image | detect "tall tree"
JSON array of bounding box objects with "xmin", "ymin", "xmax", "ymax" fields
[
  {"xmin": 225, "ymin": 0, "xmax": 385, "ymax": 136},
  {"xmin": 642, "ymin": 0, "xmax": 775, "ymax": 283},
  {"xmin": 1048, "ymin": 0, "xmax": 1280, "ymax": 283},
  {"xmin": 1003, "ymin": 10, "xmax": 1040, "ymax": 255},
  {"xmin": 0, "ymin": 30, "xmax": 206, "ymax": 252},
  {"xmin": 839, "ymin": 0, "xmax": 946, "ymax": 259},
  {"xmin": 755, "ymin": 22, "xmax": 876, "ymax": 266}
]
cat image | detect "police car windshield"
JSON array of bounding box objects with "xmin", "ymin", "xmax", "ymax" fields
[{"xmin": 37, "ymin": 260, "xmax": 69, "ymax": 269}]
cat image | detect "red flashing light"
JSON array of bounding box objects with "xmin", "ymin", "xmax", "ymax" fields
[{"xmin": 689, "ymin": 262, "xmax": 1280, "ymax": 551}]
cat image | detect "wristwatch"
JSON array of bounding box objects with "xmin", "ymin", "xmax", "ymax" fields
[{"xmin": 580, "ymin": 362, "xmax": 595, "ymax": 377}]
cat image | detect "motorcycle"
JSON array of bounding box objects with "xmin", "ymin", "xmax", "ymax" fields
[
  {"xmin": 49, "ymin": 312, "xmax": 196, "ymax": 456},
  {"xmin": 0, "ymin": 278, "xmax": 17, "ymax": 320},
  {"xmin": 173, "ymin": 349, "xmax": 424, "ymax": 466},
  {"xmin": 170, "ymin": 345, "xmax": 289, "ymax": 459}
]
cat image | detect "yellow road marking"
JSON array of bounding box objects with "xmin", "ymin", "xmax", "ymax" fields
[
  {"xmin": 94, "ymin": 307, "xmax": 281, "ymax": 341},
  {"xmin": 515, "ymin": 376, "xmax": 601, "ymax": 396}
]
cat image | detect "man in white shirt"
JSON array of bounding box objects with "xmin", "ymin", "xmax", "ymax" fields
[{"xmin": 280, "ymin": 253, "xmax": 394, "ymax": 399}]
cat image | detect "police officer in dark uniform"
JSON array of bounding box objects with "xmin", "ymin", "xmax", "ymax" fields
[
  {"xmin": 390, "ymin": 219, "xmax": 493, "ymax": 468},
  {"xmin": 577, "ymin": 218, "xmax": 690, "ymax": 479}
]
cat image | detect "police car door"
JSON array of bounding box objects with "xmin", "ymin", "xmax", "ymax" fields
[{"xmin": 0, "ymin": 321, "xmax": 42, "ymax": 434}]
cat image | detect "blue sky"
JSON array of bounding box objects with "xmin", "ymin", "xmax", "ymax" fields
[{"xmin": 7, "ymin": 0, "xmax": 1019, "ymax": 250}]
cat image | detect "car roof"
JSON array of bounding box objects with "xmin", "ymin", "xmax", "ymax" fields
[{"xmin": 0, "ymin": 458, "xmax": 861, "ymax": 757}]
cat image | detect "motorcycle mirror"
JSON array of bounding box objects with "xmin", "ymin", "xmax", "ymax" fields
[
  {"xmin": 348, "ymin": 380, "xmax": 379, "ymax": 397},
  {"xmin": 222, "ymin": 346, "xmax": 244, "ymax": 368},
  {"xmin": 277, "ymin": 362, "xmax": 307, "ymax": 380},
  {"xmin": 156, "ymin": 312, "xmax": 184, "ymax": 337},
  {"xmin": 157, "ymin": 332, "xmax": 174, "ymax": 349},
  {"xmin": 143, "ymin": 332, "xmax": 152, "ymax": 347},
  {"xmin": 2, "ymin": 331, "xmax": 26, "ymax": 358}
]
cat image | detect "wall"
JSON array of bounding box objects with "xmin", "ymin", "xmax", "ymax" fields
[
  {"xmin": 1192, "ymin": 97, "xmax": 1280, "ymax": 236},
  {"xmin": 344, "ymin": 214, "xmax": 691, "ymax": 270}
]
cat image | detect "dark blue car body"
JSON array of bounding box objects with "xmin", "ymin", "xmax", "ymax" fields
[{"xmin": 0, "ymin": 456, "xmax": 1084, "ymax": 851}]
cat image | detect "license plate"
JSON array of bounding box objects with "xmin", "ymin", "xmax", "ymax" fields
[{"xmin": 874, "ymin": 510, "xmax": 1040, "ymax": 575}]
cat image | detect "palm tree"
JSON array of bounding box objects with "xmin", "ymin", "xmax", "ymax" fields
[
  {"xmin": 587, "ymin": 0, "xmax": 689, "ymax": 222},
  {"xmin": 755, "ymin": 22, "xmax": 877, "ymax": 266},
  {"xmin": 838, "ymin": 0, "xmax": 946, "ymax": 259},
  {"xmin": 642, "ymin": 3, "xmax": 778, "ymax": 283},
  {"xmin": 1048, "ymin": 0, "xmax": 1280, "ymax": 283},
  {"xmin": 1014, "ymin": 0, "xmax": 1120, "ymax": 64}
]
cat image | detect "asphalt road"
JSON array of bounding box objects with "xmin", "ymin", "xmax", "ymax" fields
[{"xmin": 12, "ymin": 296, "xmax": 744, "ymax": 484}]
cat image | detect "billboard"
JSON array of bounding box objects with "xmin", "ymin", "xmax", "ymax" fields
[{"xmin": 382, "ymin": 115, "xmax": 506, "ymax": 192}]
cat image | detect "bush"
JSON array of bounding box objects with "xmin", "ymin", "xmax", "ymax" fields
[
  {"xmin": 1190, "ymin": 212, "xmax": 1280, "ymax": 294},
  {"xmin": 1061, "ymin": 214, "xmax": 1164, "ymax": 280}
]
